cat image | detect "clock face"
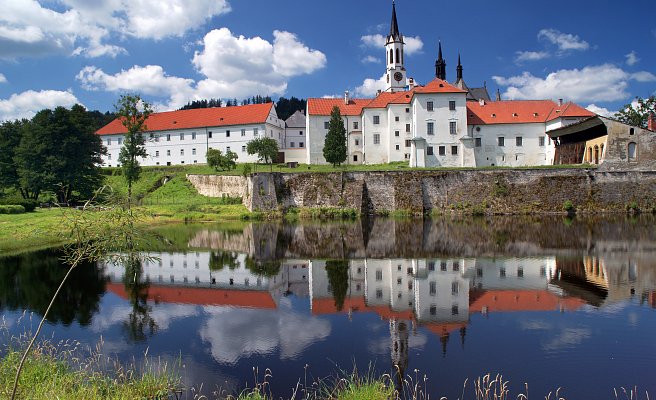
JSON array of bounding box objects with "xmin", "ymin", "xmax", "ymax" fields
[{"xmin": 394, "ymin": 72, "xmax": 403, "ymax": 82}]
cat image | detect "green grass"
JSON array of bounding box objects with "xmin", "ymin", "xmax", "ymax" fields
[{"xmin": 0, "ymin": 345, "xmax": 173, "ymax": 400}]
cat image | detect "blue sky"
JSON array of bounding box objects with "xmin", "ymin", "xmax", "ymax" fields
[{"xmin": 0, "ymin": 0, "xmax": 654, "ymax": 121}]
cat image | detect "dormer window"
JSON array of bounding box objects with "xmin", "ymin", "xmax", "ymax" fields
[
  {"xmin": 533, "ymin": 112, "xmax": 539, "ymax": 117},
  {"xmin": 491, "ymin": 113, "xmax": 496, "ymax": 118},
  {"xmin": 512, "ymin": 113, "xmax": 518, "ymax": 117}
]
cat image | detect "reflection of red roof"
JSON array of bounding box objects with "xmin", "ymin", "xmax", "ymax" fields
[
  {"xmin": 307, "ymin": 98, "xmax": 371, "ymax": 116},
  {"xmin": 469, "ymin": 290, "xmax": 585, "ymax": 313},
  {"xmin": 311, "ymin": 297, "xmax": 368, "ymax": 314},
  {"xmin": 106, "ymin": 283, "xmax": 276, "ymax": 309},
  {"xmin": 96, "ymin": 103, "xmax": 274, "ymax": 135},
  {"xmin": 424, "ymin": 322, "xmax": 467, "ymax": 337}
]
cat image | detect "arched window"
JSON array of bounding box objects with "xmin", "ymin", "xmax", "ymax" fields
[
  {"xmin": 389, "ymin": 49, "xmax": 393, "ymax": 64},
  {"xmin": 401, "ymin": 49, "xmax": 404, "ymax": 64},
  {"xmin": 396, "ymin": 48, "xmax": 400, "ymax": 64},
  {"xmin": 628, "ymin": 142, "xmax": 637, "ymax": 161},
  {"xmin": 588, "ymin": 147, "xmax": 593, "ymax": 163},
  {"xmin": 594, "ymin": 145, "xmax": 599, "ymax": 164},
  {"xmin": 600, "ymin": 144, "xmax": 604, "ymax": 158}
]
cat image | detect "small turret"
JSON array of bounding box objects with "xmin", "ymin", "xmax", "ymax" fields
[{"xmin": 435, "ymin": 41, "xmax": 447, "ymax": 80}]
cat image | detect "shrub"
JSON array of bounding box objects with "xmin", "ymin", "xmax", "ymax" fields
[
  {"xmin": 0, "ymin": 198, "xmax": 37, "ymax": 212},
  {"xmin": 0, "ymin": 205, "xmax": 26, "ymax": 214},
  {"xmin": 242, "ymin": 163, "xmax": 252, "ymax": 177},
  {"xmin": 563, "ymin": 200, "xmax": 574, "ymax": 212}
]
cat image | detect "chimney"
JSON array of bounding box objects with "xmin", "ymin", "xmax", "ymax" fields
[
  {"xmin": 377, "ymin": 89, "xmax": 382, "ymax": 95},
  {"xmin": 649, "ymin": 112, "xmax": 656, "ymax": 131},
  {"xmin": 479, "ymin": 98, "xmax": 485, "ymax": 107},
  {"xmin": 558, "ymin": 98, "xmax": 563, "ymax": 106},
  {"xmin": 344, "ymin": 90, "xmax": 350, "ymax": 105}
]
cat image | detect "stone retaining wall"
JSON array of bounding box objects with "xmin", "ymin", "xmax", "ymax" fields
[{"xmin": 187, "ymin": 169, "xmax": 656, "ymax": 214}]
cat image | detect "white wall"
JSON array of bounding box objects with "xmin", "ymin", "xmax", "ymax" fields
[{"xmin": 470, "ymin": 123, "xmax": 554, "ymax": 167}]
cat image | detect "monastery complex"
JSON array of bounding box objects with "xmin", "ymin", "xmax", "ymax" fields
[{"xmin": 96, "ymin": 3, "xmax": 656, "ymax": 170}]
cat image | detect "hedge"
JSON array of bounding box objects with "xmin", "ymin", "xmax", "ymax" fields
[{"xmin": 0, "ymin": 205, "xmax": 26, "ymax": 214}]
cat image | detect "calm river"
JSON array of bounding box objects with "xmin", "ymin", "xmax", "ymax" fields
[{"xmin": 1, "ymin": 216, "xmax": 656, "ymax": 398}]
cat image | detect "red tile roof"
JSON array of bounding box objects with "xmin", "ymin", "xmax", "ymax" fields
[
  {"xmin": 365, "ymin": 90, "xmax": 414, "ymax": 108},
  {"xmin": 96, "ymin": 103, "xmax": 274, "ymax": 135},
  {"xmin": 467, "ymin": 100, "xmax": 595, "ymax": 125},
  {"xmin": 307, "ymin": 98, "xmax": 371, "ymax": 116},
  {"xmin": 414, "ymin": 78, "xmax": 468, "ymax": 94},
  {"xmin": 106, "ymin": 282, "xmax": 277, "ymax": 309}
]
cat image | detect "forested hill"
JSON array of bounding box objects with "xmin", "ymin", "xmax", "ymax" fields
[{"xmin": 178, "ymin": 96, "xmax": 306, "ymax": 121}]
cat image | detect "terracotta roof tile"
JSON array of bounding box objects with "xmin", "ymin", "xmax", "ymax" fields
[
  {"xmin": 96, "ymin": 103, "xmax": 274, "ymax": 135},
  {"xmin": 307, "ymin": 98, "xmax": 370, "ymax": 116},
  {"xmin": 365, "ymin": 90, "xmax": 414, "ymax": 108},
  {"xmin": 469, "ymin": 290, "xmax": 585, "ymax": 313},
  {"xmin": 414, "ymin": 78, "xmax": 468, "ymax": 94},
  {"xmin": 467, "ymin": 100, "xmax": 595, "ymax": 125}
]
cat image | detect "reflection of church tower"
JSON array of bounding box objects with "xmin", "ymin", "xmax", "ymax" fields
[
  {"xmin": 390, "ymin": 319, "xmax": 409, "ymax": 383},
  {"xmin": 385, "ymin": 1, "xmax": 407, "ymax": 92},
  {"xmin": 440, "ymin": 332, "xmax": 449, "ymax": 357}
]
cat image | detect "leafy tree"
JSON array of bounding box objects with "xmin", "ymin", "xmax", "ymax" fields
[
  {"xmin": 116, "ymin": 94, "xmax": 153, "ymax": 207},
  {"xmin": 247, "ymin": 137, "xmax": 279, "ymax": 172},
  {"xmin": 207, "ymin": 148, "xmax": 238, "ymax": 171},
  {"xmin": 614, "ymin": 96, "xmax": 656, "ymax": 128},
  {"xmin": 13, "ymin": 112, "xmax": 52, "ymax": 199},
  {"xmin": 0, "ymin": 120, "xmax": 26, "ymax": 194},
  {"xmin": 323, "ymin": 106, "xmax": 347, "ymax": 167},
  {"xmin": 325, "ymin": 259, "xmax": 349, "ymax": 311},
  {"xmin": 209, "ymin": 250, "xmax": 240, "ymax": 271},
  {"xmin": 275, "ymin": 96, "xmax": 307, "ymax": 121}
]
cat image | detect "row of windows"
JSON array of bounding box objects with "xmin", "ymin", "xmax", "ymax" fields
[
  {"xmin": 324, "ymin": 121, "xmax": 359, "ymax": 130},
  {"xmin": 106, "ymin": 128, "xmax": 264, "ymax": 146},
  {"xmin": 427, "ymin": 145, "xmax": 458, "ymax": 156},
  {"xmin": 288, "ymin": 142, "xmax": 305, "ymax": 148},
  {"xmin": 426, "ymin": 100, "xmax": 456, "ymax": 112},
  {"xmin": 474, "ymin": 136, "xmax": 549, "ymax": 148},
  {"xmin": 426, "ymin": 121, "xmax": 457, "ymax": 135}
]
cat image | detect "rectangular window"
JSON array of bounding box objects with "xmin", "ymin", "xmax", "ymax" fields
[
  {"xmin": 373, "ymin": 133, "xmax": 380, "ymax": 144},
  {"xmin": 241, "ymin": 129, "xmax": 246, "ymax": 136},
  {"xmin": 192, "ymin": 132, "xmax": 196, "ymax": 140},
  {"xmin": 108, "ymin": 153, "xmax": 111, "ymax": 160},
  {"xmin": 375, "ymin": 270, "xmax": 383, "ymax": 281},
  {"xmin": 299, "ymin": 142, "xmax": 304, "ymax": 148},
  {"xmin": 405, "ymin": 107, "xmax": 410, "ymax": 113},
  {"xmin": 498, "ymin": 137, "xmax": 505, "ymax": 147},
  {"xmin": 395, "ymin": 144, "xmax": 400, "ymax": 150},
  {"xmin": 441, "ymin": 261, "xmax": 447, "ymax": 271},
  {"xmin": 192, "ymin": 148, "xmax": 196, "ymax": 155},
  {"xmin": 180, "ymin": 149, "xmax": 184, "ymax": 156},
  {"xmin": 242, "ymin": 145, "xmax": 246, "ymax": 152},
  {"xmin": 405, "ymin": 139, "xmax": 411, "ymax": 147},
  {"xmin": 353, "ymin": 155, "xmax": 358, "ymax": 162},
  {"xmin": 395, "ymin": 116, "xmax": 400, "ymax": 122},
  {"xmin": 300, "ymin": 130, "xmax": 304, "ymax": 135},
  {"xmin": 427, "ymin": 146, "xmax": 434, "ymax": 155},
  {"xmin": 451, "ymin": 145, "xmax": 458, "ymax": 155},
  {"xmin": 107, "ymin": 138, "xmax": 111, "ymax": 145},
  {"xmin": 254, "ymin": 128, "xmax": 258, "ymax": 136},
  {"xmin": 167, "ymin": 134, "xmax": 171, "ymax": 141},
  {"xmin": 395, "ymin": 131, "xmax": 400, "ymax": 137},
  {"xmin": 449, "ymin": 121, "xmax": 457, "ymax": 135},
  {"xmin": 226, "ymin": 146, "xmax": 231, "ymax": 152},
  {"xmin": 167, "ymin": 150, "xmax": 171, "ymax": 156},
  {"xmin": 427, "ymin": 122, "xmax": 434, "ymax": 135},
  {"xmin": 155, "ymin": 135, "xmax": 159, "ymax": 142},
  {"xmin": 406, "ymin": 123, "xmax": 410, "ymax": 132},
  {"xmin": 290, "ymin": 142, "xmax": 295, "ymax": 148},
  {"xmin": 373, "ymin": 115, "xmax": 380, "ymax": 125},
  {"xmin": 155, "ymin": 151, "xmax": 159, "ymax": 157},
  {"xmin": 208, "ymin": 131, "xmax": 213, "ymax": 139},
  {"xmin": 516, "ymin": 136, "xmax": 523, "ymax": 147},
  {"xmin": 324, "ymin": 121, "xmax": 329, "ymax": 129},
  {"xmin": 353, "ymin": 121, "xmax": 358, "ymax": 130},
  {"xmin": 180, "ymin": 133, "xmax": 184, "ymax": 140},
  {"xmin": 439, "ymin": 146, "xmax": 446, "ymax": 156},
  {"xmin": 539, "ymin": 136, "xmax": 545, "ymax": 147},
  {"xmin": 429, "ymin": 281, "xmax": 436, "ymax": 295},
  {"xmin": 226, "ymin": 130, "xmax": 230, "ymax": 137},
  {"xmin": 449, "ymin": 100, "xmax": 456, "ymax": 111},
  {"xmin": 355, "ymin": 139, "xmax": 359, "ymax": 146},
  {"xmin": 118, "ymin": 138, "xmax": 122, "ymax": 145},
  {"xmin": 452, "ymin": 282, "xmax": 459, "ymax": 295},
  {"xmin": 475, "ymin": 137, "xmax": 482, "ymax": 147},
  {"xmin": 427, "ymin": 101, "xmax": 434, "ymax": 111}
]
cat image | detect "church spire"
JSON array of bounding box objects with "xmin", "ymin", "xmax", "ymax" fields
[
  {"xmin": 389, "ymin": 1, "xmax": 401, "ymax": 41},
  {"xmin": 456, "ymin": 53, "xmax": 463, "ymax": 82},
  {"xmin": 435, "ymin": 41, "xmax": 447, "ymax": 80}
]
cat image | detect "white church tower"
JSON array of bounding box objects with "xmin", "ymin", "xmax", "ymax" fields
[{"xmin": 385, "ymin": 1, "xmax": 407, "ymax": 92}]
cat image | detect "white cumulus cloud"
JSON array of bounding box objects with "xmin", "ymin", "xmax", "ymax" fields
[
  {"xmin": 0, "ymin": 73, "xmax": 6, "ymax": 83},
  {"xmin": 538, "ymin": 28, "xmax": 589, "ymax": 52},
  {"xmin": 77, "ymin": 28, "xmax": 326, "ymax": 109},
  {"xmin": 493, "ymin": 64, "xmax": 654, "ymax": 103},
  {"xmin": 354, "ymin": 74, "xmax": 387, "ymax": 97},
  {"xmin": 0, "ymin": 89, "xmax": 80, "ymax": 121},
  {"xmin": 625, "ymin": 51, "xmax": 639, "ymax": 66},
  {"xmin": 0, "ymin": 0, "xmax": 231, "ymax": 59},
  {"xmin": 360, "ymin": 34, "xmax": 423, "ymax": 55},
  {"xmin": 361, "ymin": 55, "xmax": 379, "ymax": 64},
  {"xmin": 515, "ymin": 50, "xmax": 550, "ymax": 63},
  {"xmin": 586, "ymin": 104, "xmax": 615, "ymax": 117}
]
